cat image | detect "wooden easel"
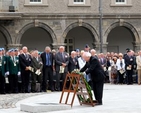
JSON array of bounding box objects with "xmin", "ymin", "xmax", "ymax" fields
[{"xmin": 59, "ymin": 73, "xmax": 95, "ymax": 107}]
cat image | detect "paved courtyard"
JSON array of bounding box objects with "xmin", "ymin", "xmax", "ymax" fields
[{"xmin": 0, "ymin": 84, "xmax": 141, "ymax": 113}]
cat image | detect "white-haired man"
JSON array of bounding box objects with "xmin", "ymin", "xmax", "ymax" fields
[
  {"xmin": 19, "ymin": 46, "xmax": 32, "ymax": 93},
  {"xmin": 55, "ymin": 46, "xmax": 69, "ymax": 91},
  {"xmin": 80, "ymin": 52, "xmax": 105, "ymax": 105}
]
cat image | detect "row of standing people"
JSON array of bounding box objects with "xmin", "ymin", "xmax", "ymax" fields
[
  {"xmin": 98, "ymin": 49, "xmax": 139, "ymax": 85},
  {"xmin": 0, "ymin": 45, "xmax": 87, "ymax": 94}
]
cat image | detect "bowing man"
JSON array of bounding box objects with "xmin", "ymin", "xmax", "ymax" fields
[{"xmin": 80, "ymin": 52, "xmax": 105, "ymax": 105}]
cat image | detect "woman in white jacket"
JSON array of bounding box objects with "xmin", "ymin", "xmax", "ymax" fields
[{"xmin": 116, "ymin": 53, "xmax": 125, "ymax": 84}]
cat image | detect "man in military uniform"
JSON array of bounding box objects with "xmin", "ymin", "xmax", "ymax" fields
[
  {"xmin": 7, "ymin": 49, "xmax": 20, "ymax": 93},
  {"xmin": 0, "ymin": 48, "xmax": 9, "ymax": 94}
]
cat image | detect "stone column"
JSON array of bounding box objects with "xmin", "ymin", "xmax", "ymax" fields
[
  {"xmin": 6, "ymin": 44, "xmax": 22, "ymax": 50},
  {"xmin": 93, "ymin": 42, "xmax": 101, "ymax": 54},
  {"xmin": 93, "ymin": 42, "xmax": 108, "ymax": 54},
  {"xmin": 52, "ymin": 43, "xmax": 66, "ymax": 51},
  {"xmin": 102, "ymin": 42, "xmax": 108, "ymax": 53},
  {"xmin": 133, "ymin": 42, "xmax": 141, "ymax": 52}
]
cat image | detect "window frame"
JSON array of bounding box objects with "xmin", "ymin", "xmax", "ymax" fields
[
  {"xmin": 68, "ymin": 0, "xmax": 90, "ymax": 7},
  {"xmin": 115, "ymin": 0, "xmax": 126, "ymax": 4},
  {"xmin": 73, "ymin": 0, "xmax": 85, "ymax": 5},
  {"xmin": 110, "ymin": 0, "xmax": 132, "ymax": 7},
  {"xmin": 24, "ymin": 0, "xmax": 48, "ymax": 7},
  {"xmin": 30, "ymin": 0, "xmax": 42, "ymax": 4}
]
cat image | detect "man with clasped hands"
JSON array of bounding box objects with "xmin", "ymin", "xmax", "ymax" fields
[
  {"xmin": 19, "ymin": 46, "xmax": 32, "ymax": 93},
  {"xmin": 55, "ymin": 46, "xmax": 69, "ymax": 91},
  {"xmin": 80, "ymin": 52, "xmax": 105, "ymax": 105}
]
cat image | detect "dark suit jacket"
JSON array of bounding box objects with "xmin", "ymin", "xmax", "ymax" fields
[
  {"xmin": 99, "ymin": 57, "xmax": 107, "ymax": 66},
  {"xmin": 80, "ymin": 56, "xmax": 105, "ymax": 82},
  {"xmin": 31, "ymin": 57, "xmax": 43, "ymax": 72},
  {"xmin": 19, "ymin": 53, "xmax": 32, "ymax": 70},
  {"xmin": 68, "ymin": 56, "xmax": 79, "ymax": 73},
  {"xmin": 124, "ymin": 55, "xmax": 134, "ymax": 70},
  {"xmin": 55, "ymin": 52, "xmax": 69, "ymax": 72},
  {"xmin": 40, "ymin": 52, "xmax": 54, "ymax": 68}
]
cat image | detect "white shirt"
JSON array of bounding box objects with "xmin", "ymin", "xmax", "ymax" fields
[
  {"xmin": 78, "ymin": 57, "xmax": 86, "ymax": 69},
  {"xmin": 116, "ymin": 59, "xmax": 125, "ymax": 70}
]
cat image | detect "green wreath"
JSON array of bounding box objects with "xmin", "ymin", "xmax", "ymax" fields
[{"xmin": 71, "ymin": 69, "xmax": 93, "ymax": 103}]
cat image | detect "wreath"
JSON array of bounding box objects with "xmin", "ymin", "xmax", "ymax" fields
[{"xmin": 71, "ymin": 69, "xmax": 93, "ymax": 103}]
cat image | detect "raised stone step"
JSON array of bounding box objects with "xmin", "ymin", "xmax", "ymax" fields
[{"xmin": 20, "ymin": 103, "xmax": 71, "ymax": 113}]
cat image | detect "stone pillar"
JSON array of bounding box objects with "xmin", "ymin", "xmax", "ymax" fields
[
  {"xmin": 133, "ymin": 42, "xmax": 141, "ymax": 52},
  {"xmin": 93, "ymin": 42, "xmax": 101, "ymax": 54},
  {"xmin": 6, "ymin": 44, "xmax": 22, "ymax": 50},
  {"xmin": 102, "ymin": 42, "xmax": 108, "ymax": 53},
  {"xmin": 51, "ymin": 43, "xmax": 66, "ymax": 51},
  {"xmin": 93, "ymin": 42, "xmax": 108, "ymax": 54}
]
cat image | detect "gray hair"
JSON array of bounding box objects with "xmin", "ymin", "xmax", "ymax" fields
[{"xmin": 82, "ymin": 52, "xmax": 91, "ymax": 57}]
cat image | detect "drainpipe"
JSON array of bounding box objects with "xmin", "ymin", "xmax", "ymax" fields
[{"xmin": 99, "ymin": 0, "xmax": 103, "ymax": 53}]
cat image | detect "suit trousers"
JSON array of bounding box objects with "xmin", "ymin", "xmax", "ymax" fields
[
  {"xmin": 31, "ymin": 72, "xmax": 42, "ymax": 92},
  {"xmin": 137, "ymin": 69, "xmax": 141, "ymax": 84},
  {"xmin": 117, "ymin": 71, "xmax": 124, "ymax": 84},
  {"xmin": 126, "ymin": 70, "xmax": 133, "ymax": 84},
  {"xmin": 92, "ymin": 80, "xmax": 104, "ymax": 104},
  {"xmin": 21, "ymin": 70, "xmax": 30, "ymax": 93},
  {"xmin": 8, "ymin": 74, "xmax": 18, "ymax": 93},
  {"xmin": 56, "ymin": 71, "xmax": 67, "ymax": 91},
  {"xmin": 0, "ymin": 72, "xmax": 5, "ymax": 94},
  {"xmin": 42, "ymin": 66, "xmax": 53, "ymax": 91}
]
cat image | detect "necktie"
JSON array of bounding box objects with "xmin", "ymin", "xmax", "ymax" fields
[
  {"xmin": 61, "ymin": 53, "xmax": 64, "ymax": 61},
  {"xmin": 25, "ymin": 54, "xmax": 27, "ymax": 58}
]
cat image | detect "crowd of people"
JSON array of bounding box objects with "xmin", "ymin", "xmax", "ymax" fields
[{"xmin": 0, "ymin": 44, "xmax": 140, "ymax": 95}]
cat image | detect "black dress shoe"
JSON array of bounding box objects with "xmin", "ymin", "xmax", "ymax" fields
[
  {"xmin": 0, "ymin": 92, "xmax": 6, "ymax": 94},
  {"xmin": 95, "ymin": 103, "xmax": 102, "ymax": 105},
  {"xmin": 93, "ymin": 100, "xmax": 98, "ymax": 103}
]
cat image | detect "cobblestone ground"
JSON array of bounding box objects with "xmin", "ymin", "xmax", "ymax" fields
[{"xmin": 0, "ymin": 93, "xmax": 43, "ymax": 109}]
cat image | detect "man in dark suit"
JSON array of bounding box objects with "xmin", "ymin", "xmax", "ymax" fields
[
  {"xmin": 41, "ymin": 46, "xmax": 54, "ymax": 92},
  {"xmin": 7, "ymin": 49, "xmax": 20, "ymax": 93},
  {"xmin": 19, "ymin": 46, "xmax": 32, "ymax": 93},
  {"xmin": 68, "ymin": 51, "xmax": 79, "ymax": 73},
  {"xmin": 31, "ymin": 50, "xmax": 43, "ymax": 92},
  {"xmin": 80, "ymin": 52, "xmax": 105, "ymax": 105},
  {"xmin": 0, "ymin": 48, "xmax": 8, "ymax": 94},
  {"xmin": 124, "ymin": 50, "xmax": 134, "ymax": 85},
  {"xmin": 55, "ymin": 46, "xmax": 69, "ymax": 91}
]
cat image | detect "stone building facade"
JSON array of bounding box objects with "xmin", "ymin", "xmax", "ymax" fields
[{"xmin": 0, "ymin": 0, "xmax": 141, "ymax": 53}]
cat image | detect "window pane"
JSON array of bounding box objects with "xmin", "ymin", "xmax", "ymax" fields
[
  {"xmin": 69, "ymin": 46, "xmax": 73, "ymax": 53},
  {"xmin": 64, "ymin": 39, "xmax": 67, "ymax": 43},
  {"xmin": 30, "ymin": 0, "xmax": 41, "ymax": 2},
  {"xmin": 116, "ymin": 0, "xmax": 125, "ymax": 2},
  {"xmin": 69, "ymin": 39, "xmax": 73, "ymax": 43},
  {"xmin": 74, "ymin": 0, "xmax": 84, "ymax": 2}
]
